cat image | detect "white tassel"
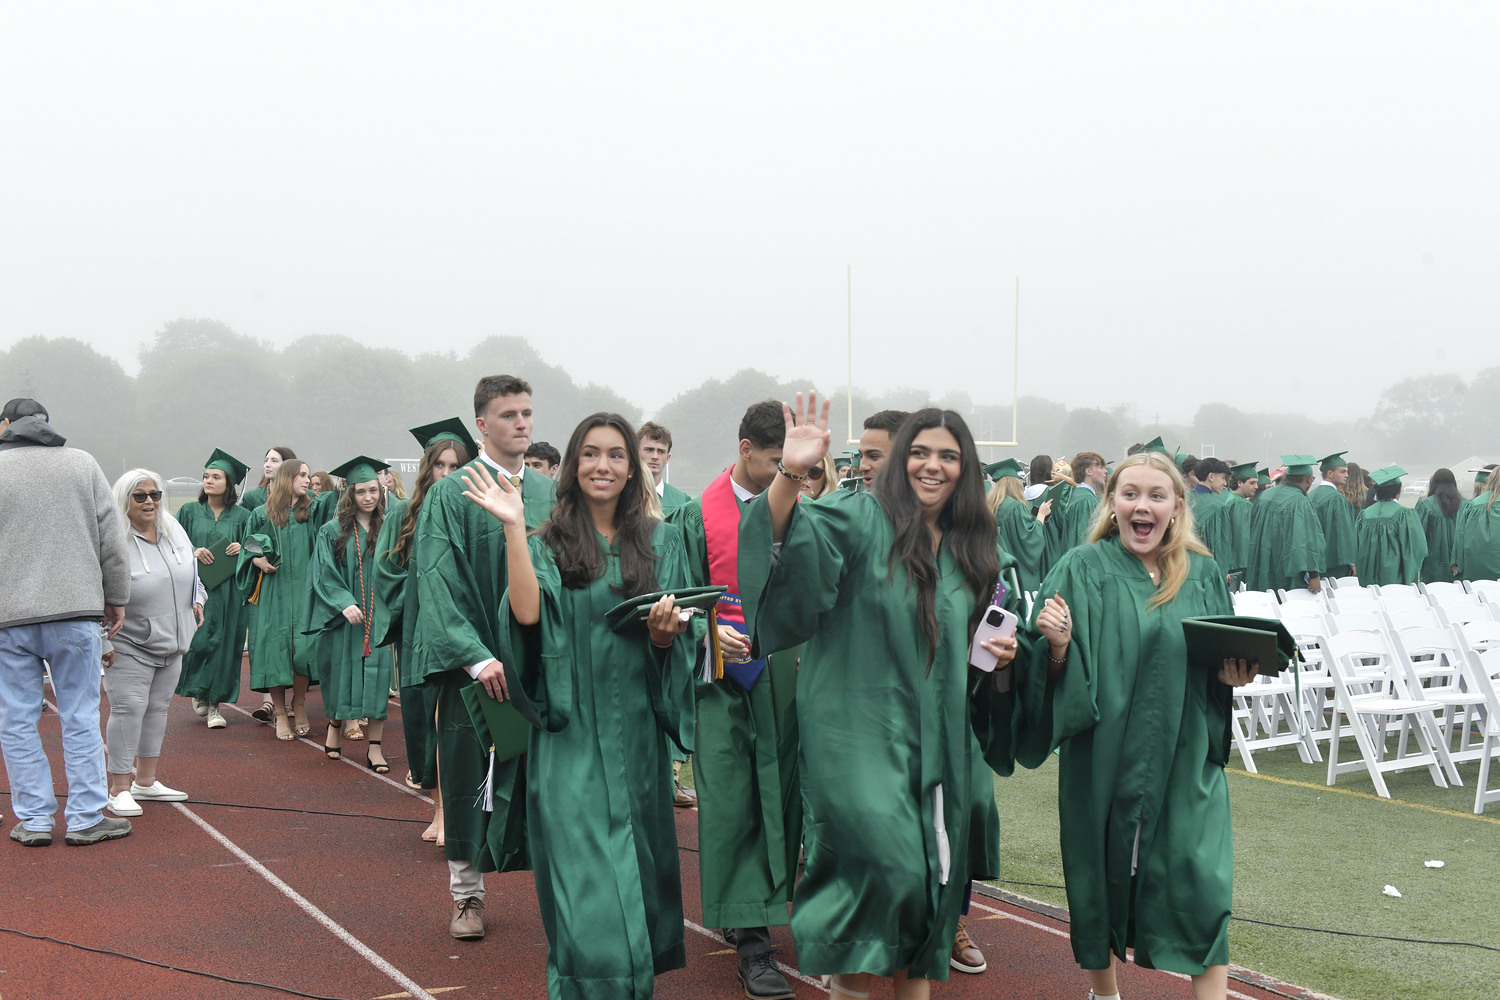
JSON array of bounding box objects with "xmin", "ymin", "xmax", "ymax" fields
[
  {"xmin": 933, "ymin": 784, "xmax": 950, "ymax": 886},
  {"xmin": 479, "ymin": 748, "xmax": 495, "ymax": 812}
]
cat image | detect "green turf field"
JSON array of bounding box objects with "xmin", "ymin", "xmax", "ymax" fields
[{"xmin": 990, "ymin": 738, "xmax": 1500, "ymax": 1000}]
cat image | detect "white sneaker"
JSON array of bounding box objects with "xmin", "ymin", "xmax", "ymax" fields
[
  {"xmin": 108, "ymin": 790, "xmax": 143, "ymax": 816},
  {"xmin": 206, "ymin": 706, "xmax": 227, "ymax": 729},
  {"xmin": 130, "ymin": 781, "xmax": 188, "ymax": 802},
  {"xmin": 191, "ymin": 698, "xmax": 210, "ymax": 717}
]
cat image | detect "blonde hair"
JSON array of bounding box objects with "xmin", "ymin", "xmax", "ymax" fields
[
  {"xmin": 984, "ymin": 475, "xmax": 1026, "ymax": 516},
  {"xmin": 806, "ymin": 453, "xmax": 839, "ymax": 500},
  {"xmin": 1052, "ymin": 459, "xmax": 1074, "ymax": 482},
  {"xmin": 385, "ymin": 468, "xmax": 407, "ymax": 500},
  {"xmin": 1087, "ymin": 451, "xmax": 1211, "ymax": 609}
]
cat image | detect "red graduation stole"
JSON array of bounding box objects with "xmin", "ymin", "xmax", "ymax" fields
[{"xmin": 700, "ymin": 467, "xmax": 765, "ymax": 688}]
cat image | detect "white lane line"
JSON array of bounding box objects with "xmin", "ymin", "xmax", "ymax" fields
[
  {"xmin": 682, "ymin": 919, "xmax": 827, "ymax": 993},
  {"xmin": 221, "ymin": 702, "xmax": 433, "ymax": 803},
  {"xmin": 969, "ymin": 898, "xmax": 1260, "ymax": 1000},
  {"xmin": 173, "ymin": 802, "xmax": 438, "ymax": 1000}
]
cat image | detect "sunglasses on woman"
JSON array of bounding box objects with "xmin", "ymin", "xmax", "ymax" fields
[
  {"xmin": 131, "ymin": 491, "xmax": 164, "ymax": 503},
  {"xmin": 805, "ymin": 466, "xmax": 825, "ymax": 481}
]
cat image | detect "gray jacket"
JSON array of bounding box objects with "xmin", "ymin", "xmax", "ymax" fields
[
  {"xmin": 106, "ymin": 523, "xmax": 205, "ymax": 667},
  {"xmin": 0, "ymin": 417, "xmax": 131, "ymax": 629}
]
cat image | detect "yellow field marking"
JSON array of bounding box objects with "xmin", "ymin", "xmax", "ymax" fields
[
  {"xmin": 706, "ymin": 948, "xmax": 736, "ymax": 957},
  {"xmin": 1227, "ymin": 768, "xmax": 1500, "ymax": 826}
]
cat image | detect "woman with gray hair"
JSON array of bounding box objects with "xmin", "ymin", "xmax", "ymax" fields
[{"xmin": 102, "ymin": 469, "xmax": 205, "ymax": 817}]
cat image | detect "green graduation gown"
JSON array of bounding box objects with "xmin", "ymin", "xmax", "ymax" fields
[
  {"xmin": 1414, "ymin": 495, "xmax": 1458, "ymax": 584},
  {"xmin": 239, "ymin": 485, "xmax": 268, "ymax": 510},
  {"xmin": 658, "ymin": 481, "xmax": 691, "ymax": 516},
  {"xmin": 1043, "ymin": 484, "xmax": 1098, "ymax": 574},
  {"xmin": 741, "ymin": 489, "xmax": 1015, "ymax": 981},
  {"xmin": 504, "ymin": 524, "xmax": 694, "ymax": 999},
  {"xmin": 1452, "ymin": 496, "xmax": 1500, "ymax": 582},
  {"xmin": 238, "ymin": 484, "xmax": 269, "ymax": 666},
  {"xmin": 174, "ymin": 500, "xmax": 251, "ymax": 706},
  {"xmin": 234, "ymin": 493, "xmax": 335, "ymax": 691},
  {"xmin": 1187, "ymin": 489, "xmax": 1236, "ymax": 583},
  {"xmin": 1222, "ymin": 491, "xmax": 1253, "ymax": 586},
  {"xmin": 1355, "ymin": 501, "xmax": 1428, "ymax": 587},
  {"xmin": 1245, "ymin": 484, "xmax": 1326, "ymax": 593},
  {"xmin": 306, "ymin": 519, "xmax": 394, "ymax": 721},
  {"xmin": 373, "ymin": 497, "xmax": 440, "ymax": 788},
  {"xmin": 1015, "ymin": 538, "xmax": 1235, "ymax": 974},
  {"xmin": 995, "ymin": 495, "xmax": 1045, "ymax": 596},
  {"xmin": 411, "ymin": 460, "xmax": 556, "ymax": 874},
  {"xmin": 1308, "ymin": 483, "xmax": 1357, "ymax": 578},
  {"xmin": 668, "ymin": 496, "xmax": 801, "ymax": 930}
]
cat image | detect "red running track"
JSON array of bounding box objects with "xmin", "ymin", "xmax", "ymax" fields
[{"xmin": 0, "ymin": 658, "xmax": 1316, "ymax": 1000}]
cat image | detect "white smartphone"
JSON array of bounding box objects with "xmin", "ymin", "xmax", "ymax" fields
[{"xmin": 969, "ymin": 604, "xmax": 1018, "ymax": 673}]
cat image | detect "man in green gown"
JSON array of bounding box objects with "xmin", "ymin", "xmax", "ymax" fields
[
  {"xmin": 1246, "ymin": 456, "xmax": 1327, "ymax": 594},
  {"xmin": 640, "ymin": 421, "xmax": 692, "ymax": 515},
  {"xmin": 987, "ymin": 458, "xmax": 1045, "ymax": 597},
  {"xmin": 1187, "ymin": 458, "xmax": 1236, "ymax": 586},
  {"xmin": 1355, "ymin": 466, "xmax": 1428, "ymax": 586},
  {"xmin": 1043, "ymin": 451, "xmax": 1105, "ymax": 572},
  {"xmin": 1308, "ymin": 452, "xmax": 1357, "ymax": 580},
  {"xmin": 855, "ymin": 409, "xmax": 908, "ymax": 491},
  {"xmin": 1221, "ymin": 462, "xmax": 1259, "ymax": 587},
  {"xmin": 411, "ymin": 376, "xmax": 556, "ymax": 941},
  {"xmin": 1452, "ymin": 470, "xmax": 1500, "ymax": 581},
  {"xmin": 667, "ymin": 401, "xmax": 799, "ymax": 1000}
]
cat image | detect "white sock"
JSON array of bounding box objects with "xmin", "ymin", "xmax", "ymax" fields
[{"xmin": 1090, "ymin": 992, "xmax": 1121, "ymax": 1000}]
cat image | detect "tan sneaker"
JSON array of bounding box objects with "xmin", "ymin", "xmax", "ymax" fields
[{"xmin": 449, "ymin": 897, "xmax": 485, "ymax": 940}]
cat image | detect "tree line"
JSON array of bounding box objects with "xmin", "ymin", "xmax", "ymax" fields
[{"xmin": 2, "ymin": 318, "xmax": 1494, "ymax": 494}]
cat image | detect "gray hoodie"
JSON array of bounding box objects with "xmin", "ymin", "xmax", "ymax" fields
[
  {"xmin": 0, "ymin": 416, "xmax": 131, "ymax": 629},
  {"xmin": 107, "ymin": 522, "xmax": 206, "ymax": 667}
]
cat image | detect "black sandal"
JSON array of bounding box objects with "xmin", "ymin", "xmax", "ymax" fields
[
  {"xmin": 324, "ymin": 723, "xmax": 342, "ymax": 760},
  {"xmin": 365, "ymin": 740, "xmax": 389, "ymax": 775}
]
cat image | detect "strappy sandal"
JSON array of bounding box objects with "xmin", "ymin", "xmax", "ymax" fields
[
  {"xmin": 343, "ymin": 722, "xmax": 365, "ymax": 741},
  {"xmin": 252, "ymin": 701, "xmax": 275, "ymax": 722},
  {"xmin": 273, "ymin": 709, "xmax": 295, "ymax": 742},
  {"xmin": 365, "ymin": 740, "xmax": 389, "ymax": 775},
  {"xmin": 292, "ymin": 704, "xmax": 311, "ymax": 737},
  {"xmin": 324, "ymin": 723, "xmax": 342, "ymax": 760}
]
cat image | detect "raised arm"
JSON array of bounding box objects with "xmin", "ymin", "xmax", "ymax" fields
[
  {"xmin": 460, "ymin": 462, "xmax": 540, "ymax": 625},
  {"xmin": 766, "ymin": 391, "xmax": 832, "ymax": 542}
]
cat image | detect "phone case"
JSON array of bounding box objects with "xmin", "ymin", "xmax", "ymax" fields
[{"xmin": 969, "ymin": 604, "xmax": 1018, "ymax": 672}]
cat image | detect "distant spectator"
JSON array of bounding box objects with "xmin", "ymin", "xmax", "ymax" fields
[
  {"xmin": 102, "ymin": 470, "xmax": 204, "ymax": 818},
  {"xmin": 524, "ymin": 440, "xmax": 562, "ymax": 478},
  {"xmin": 381, "ymin": 467, "xmax": 408, "ymax": 501},
  {"xmin": 310, "ymin": 470, "xmax": 335, "ymax": 496},
  {"xmin": 0, "ymin": 403, "xmax": 134, "ymax": 846}
]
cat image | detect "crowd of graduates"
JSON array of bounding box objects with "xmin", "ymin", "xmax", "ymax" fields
[{"xmin": 126, "ymin": 378, "xmax": 1500, "ymax": 1000}]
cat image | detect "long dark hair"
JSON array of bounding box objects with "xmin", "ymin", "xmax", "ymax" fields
[
  {"xmin": 873, "ymin": 409, "xmax": 998, "ymax": 669},
  {"xmin": 390, "ymin": 440, "xmax": 471, "ymax": 569},
  {"xmin": 335, "ymin": 481, "xmax": 386, "ymax": 563},
  {"xmin": 1427, "ymin": 468, "xmax": 1461, "ymax": 520},
  {"xmin": 197, "ymin": 473, "xmax": 240, "ymax": 508},
  {"xmin": 267, "ymin": 460, "xmax": 312, "ymax": 528},
  {"xmin": 538, "ymin": 413, "xmax": 659, "ymax": 596},
  {"xmin": 257, "ymin": 446, "xmax": 298, "ymax": 488}
]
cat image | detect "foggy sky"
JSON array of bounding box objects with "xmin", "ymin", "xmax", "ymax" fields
[{"xmin": 3, "ymin": 3, "xmax": 1497, "ymax": 424}]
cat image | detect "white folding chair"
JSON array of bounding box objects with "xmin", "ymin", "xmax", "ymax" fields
[
  {"xmin": 1388, "ymin": 627, "xmax": 1486, "ymax": 759},
  {"xmin": 1319, "ymin": 631, "xmax": 1459, "ymax": 796},
  {"xmin": 1467, "ymin": 580, "xmax": 1500, "ymax": 603},
  {"xmin": 1279, "ymin": 588, "xmax": 1327, "ymax": 607},
  {"xmin": 1230, "ymin": 669, "xmax": 1322, "ymax": 772},
  {"xmin": 1384, "ymin": 608, "xmax": 1444, "ymax": 632},
  {"xmin": 1463, "ymin": 647, "xmax": 1500, "ymax": 814},
  {"xmin": 1231, "ymin": 590, "xmax": 1281, "ymax": 618},
  {"xmin": 1379, "ymin": 592, "xmax": 1431, "ymax": 615},
  {"xmin": 1328, "ymin": 610, "xmax": 1388, "ymax": 634},
  {"xmin": 1423, "ymin": 581, "xmax": 1473, "ymax": 605},
  {"xmin": 1455, "ymin": 620, "xmax": 1500, "ymax": 652},
  {"xmin": 1438, "ymin": 601, "xmax": 1496, "ymax": 627},
  {"xmin": 1377, "ymin": 583, "xmax": 1422, "ymax": 600},
  {"xmin": 1329, "ymin": 594, "xmax": 1381, "ymax": 616},
  {"xmin": 1330, "ymin": 580, "xmax": 1378, "ymax": 599}
]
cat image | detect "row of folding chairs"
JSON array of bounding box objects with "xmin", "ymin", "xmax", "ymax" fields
[{"xmin": 1227, "ymin": 616, "xmax": 1500, "ymax": 813}]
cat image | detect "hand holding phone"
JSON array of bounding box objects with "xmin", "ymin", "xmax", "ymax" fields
[{"xmin": 969, "ymin": 604, "xmax": 1018, "ymax": 673}]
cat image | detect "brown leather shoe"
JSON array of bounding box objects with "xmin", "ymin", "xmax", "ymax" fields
[
  {"xmin": 449, "ymin": 897, "xmax": 485, "ymax": 940},
  {"xmin": 673, "ymin": 782, "xmax": 697, "ymax": 808},
  {"xmin": 950, "ymin": 917, "xmax": 986, "ymax": 973}
]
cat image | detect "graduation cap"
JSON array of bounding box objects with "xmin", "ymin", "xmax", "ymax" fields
[
  {"xmin": 983, "ymin": 458, "xmax": 1025, "ymax": 481},
  {"xmin": 1139, "ymin": 436, "xmax": 1169, "ymax": 455},
  {"xmin": 1368, "ymin": 464, "xmax": 1406, "ymax": 487},
  {"xmin": 1229, "ymin": 462, "xmax": 1258, "ymax": 481},
  {"xmin": 204, "ymin": 448, "xmax": 250, "ymax": 484},
  {"xmin": 329, "ymin": 455, "xmax": 390, "ymax": 486},
  {"xmin": 1473, "ymin": 467, "xmax": 1493, "ymax": 485},
  {"xmin": 1318, "ymin": 452, "xmax": 1349, "ymax": 473},
  {"xmin": 1257, "ymin": 467, "xmax": 1274, "ymax": 485},
  {"xmin": 409, "ymin": 417, "xmax": 477, "ymax": 458},
  {"xmin": 1280, "ymin": 454, "xmax": 1318, "ymax": 477}
]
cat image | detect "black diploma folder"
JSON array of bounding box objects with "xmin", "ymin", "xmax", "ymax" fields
[{"xmin": 1181, "ymin": 615, "xmax": 1299, "ymax": 676}]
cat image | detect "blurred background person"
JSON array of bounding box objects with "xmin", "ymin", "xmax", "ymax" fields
[{"xmin": 1416, "ymin": 469, "xmax": 1462, "ymax": 584}]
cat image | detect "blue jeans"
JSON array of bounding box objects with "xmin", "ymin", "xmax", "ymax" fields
[{"xmin": 0, "ymin": 620, "xmax": 109, "ymax": 833}]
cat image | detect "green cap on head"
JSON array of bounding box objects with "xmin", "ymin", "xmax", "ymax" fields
[
  {"xmin": 409, "ymin": 417, "xmax": 477, "ymax": 459},
  {"xmin": 1281, "ymin": 455, "xmax": 1317, "ymax": 477},
  {"xmin": 983, "ymin": 458, "xmax": 1025, "ymax": 481},
  {"xmin": 1473, "ymin": 468, "xmax": 1492, "ymax": 486},
  {"xmin": 1257, "ymin": 467, "xmax": 1273, "ymax": 485},
  {"xmin": 1139, "ymin": 436, "xmax": 1169, "ymax": 456},
  {"xmin": 1229, "ymin": 462, "xmax": 1258, "ymax": 480},
  {"xmin": 1318, "ymin": 452, "xmax": 1349, "ymax": 473},
  {"xmin": 204, "ymin": 448, "xmax": 250, "ymax": 484},
  {"xmin": 1368, "ymin": 465, "xmax": 1406, "ymax": 487},
  {"xmin": 329, "ymin": 456, "xmax": 390, "ymax": 486}
]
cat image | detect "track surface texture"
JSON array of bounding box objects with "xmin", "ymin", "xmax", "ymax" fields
[{"xmin": 0, "ymin": 658, "xmax": 1312, "ymax": 1000}]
